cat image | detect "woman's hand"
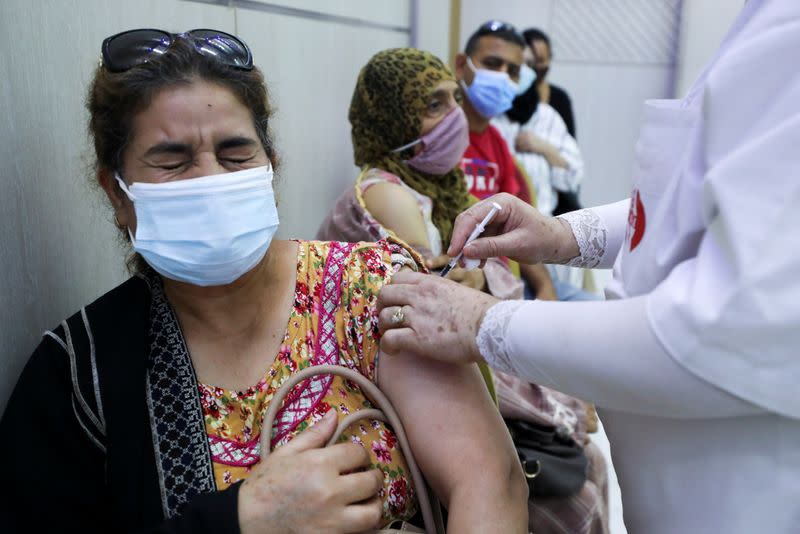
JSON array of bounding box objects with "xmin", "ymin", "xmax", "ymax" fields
[
  {"xmin": 377, "ymin": 271, "xmax": 499, "ymax": 365},
  {"xmin": 426, "ymin": 255, "xmax": 487, "ymax": 291},
  {"xmin": 239, "ymin": 411, "xmax": 384, "ymax": 534},
  {"xmin": 448, "ymin": 193, "xmax": 579, "ymax": 266}
]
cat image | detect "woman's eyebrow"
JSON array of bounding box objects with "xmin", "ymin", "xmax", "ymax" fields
[
  {"xmin": 429, "ymin": 89, "xmax": 452, "ymax": 100},
  {"xmin": 143, "ymin": 142, "xmax": 191, "ymax": 159},
  {"xmin": 216, "ymin": 136, "xmax": 258, "ymax": 151}
]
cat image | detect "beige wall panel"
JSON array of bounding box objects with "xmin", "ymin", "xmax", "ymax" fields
[
  {"xmin": 235, "ymin": 10, "xmax": 408, "ymax": 240},
  {"xmin": 0, "ymin": 0, "xmax": 235, "ymax": 407},
  {"xmin": 241, "ymin": 0, "xmax": 409, "ymax": 27},
  {"xmin": 414, "ymin": 0, "xmax": 451, "ymax": 62}
]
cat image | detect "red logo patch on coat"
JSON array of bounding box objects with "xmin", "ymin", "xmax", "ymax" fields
[{"xmin": 627, "ymin": 189, "xmax": 646, "ymax": 251}]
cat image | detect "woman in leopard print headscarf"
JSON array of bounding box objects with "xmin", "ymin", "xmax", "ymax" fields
[
  {"xmin": 317, "ymin": 48, "xmax": 522, "ymax": 301},
  {"xmin": 350, "ymin": 48, "xmax": 471, "ymax": 248}
]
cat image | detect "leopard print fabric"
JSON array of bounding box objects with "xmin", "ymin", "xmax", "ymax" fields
[{"xmin": 349, "ymin": 48, "xmax": 472, "ymax": 246}]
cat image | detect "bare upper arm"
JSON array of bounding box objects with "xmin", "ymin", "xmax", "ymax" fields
[
  {"xmin": 377, "ymin": 351, "xmax": 518, "ymax": 505},
  {"xmin": 362, "ymin": 182, "xmax": 431, "ymax": 251}
]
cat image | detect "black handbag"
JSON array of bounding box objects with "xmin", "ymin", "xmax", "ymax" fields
[
  {"xmin": 505, "ymin": 418, "xmax": 589, "ymax": 499},
  {"xmin": 552, "ymin": 190, "xmax": 582, "ymax": 216}
]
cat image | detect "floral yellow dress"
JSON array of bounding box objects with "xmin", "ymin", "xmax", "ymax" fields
[{"xmin": 197, "ymin": 239, "xmax": 419, "ymax": 524}]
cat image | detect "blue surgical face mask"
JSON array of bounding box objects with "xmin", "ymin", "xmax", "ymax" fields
[
  {"xmin": 115, "ymin": 165, "xmax": 280, "ymax": 286},
  {"xmin": 516, "ymin": 64, "xmax": 537, "ymax": 95},
  {"xmin": 460, "ymin": 56, "xmax": 519, "ymax": 118}
]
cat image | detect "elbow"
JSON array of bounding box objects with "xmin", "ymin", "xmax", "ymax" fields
[
  {"xmin": 505, "ymin": 452, "xmax": 530, "ymax": 513},
  {"xmin": 450, "ymin": 446, "xmax": 530, "ymax": 527}
]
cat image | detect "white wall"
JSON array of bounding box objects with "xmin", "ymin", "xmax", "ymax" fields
[
  {"xmin": 0, "ymin": 0, "xmax": 413, "ymax": 409},
  {"xmin": 675, "ymin": 0, "xmax": 743, "ymax": 96}
]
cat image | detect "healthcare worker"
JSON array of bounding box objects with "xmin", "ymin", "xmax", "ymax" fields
[{"xmin": 377, "ymin": 1, "xmax": 800, "ymax": 532}]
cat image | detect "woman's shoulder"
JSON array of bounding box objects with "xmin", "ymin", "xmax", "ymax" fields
[
  {"xmin": 45, "ymin": 275, "xmax": 150, "ymax": 349},
  {"xmin": 359, "ymin": 167, "xmax": 405, "ymax": 189},
  {"xmin": 298, "ymin": 238, "xmax": 424, "ymax": 283},
  {"xmin": 359, "ymin": 168, "xmax": 420, "ymax": 204},
  {"xmin": 5, "ymin": 275, "xmax": 151, "ymax": 454}
]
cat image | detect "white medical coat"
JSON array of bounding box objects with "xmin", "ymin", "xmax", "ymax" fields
[{"xmin": 496, "ymin": 0, "xmax": 800, "ymax": 531}]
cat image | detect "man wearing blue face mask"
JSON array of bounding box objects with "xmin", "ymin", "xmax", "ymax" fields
[{"xmin": 456, "ymin": 21, "xmax": 557, "ymax": 301}]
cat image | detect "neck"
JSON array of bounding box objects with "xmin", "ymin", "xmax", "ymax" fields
[
  {"xmin": 463, "ymin": 97, "xmax": 490, "ymax": 133},
  {"xmin": 162, "ymin": 241, "xmax": 292, "ymax": 341}
]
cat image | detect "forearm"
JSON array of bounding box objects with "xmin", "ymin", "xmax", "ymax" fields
[
  {"xmin": 554, "ymin": 199, "xmax": 629, "ymax": 268},
  {"xmin": 477, "ymin": 296, "xmax": 761, "ymax": 418},
  {"xmin": 543, "ymin": 145, "xmax": 568, "ymax": 169}
]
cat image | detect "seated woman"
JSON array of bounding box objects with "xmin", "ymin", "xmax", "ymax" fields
[
  {"xmin": 0, "ymin": 30, "xmax": 527, "ymax": 533},
  {"xmin": 317, "ymin": 48, "xmax": 522, "ymax": 301}
]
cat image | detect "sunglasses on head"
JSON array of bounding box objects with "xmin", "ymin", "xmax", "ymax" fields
[
  {"xmin": 478, "ymin": 20, "xmax": 521, "ymax": 35},
  {"xmin": 101, "ymin": 28, "xmax": 253, "ymax": 73}
]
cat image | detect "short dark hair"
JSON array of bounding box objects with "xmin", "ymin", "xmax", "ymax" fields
[
  {"xmin": 522, "ymin": 28, "xmax": 552, "ymax": 53},
  {"xmin": 464, "ymin": 20, "xmax": 526, "ymax": 55}
]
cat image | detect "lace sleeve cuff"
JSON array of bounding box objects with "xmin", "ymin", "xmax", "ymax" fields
[
  {"xmin": 476, "ymin": 300, "xmax": 527, "ymax": 375},
  {"xmin": 557, "ymin": 209, "xmax": 607, "ymax": 268}
]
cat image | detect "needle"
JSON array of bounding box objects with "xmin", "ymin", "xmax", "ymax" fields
[{"xmin": 439, "ymin": 202, "xmax": 502, "ymax": 277}]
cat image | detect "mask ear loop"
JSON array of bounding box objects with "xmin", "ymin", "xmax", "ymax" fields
[
  {"xmin": 114, "ymin": 173, "xmax": 137, "ymax": 200},
  {"xmin": 390, "ymin": 137, "xmax": 422, "ymax": 155},
  {"xmin": 114, "ymin": 173, "xmax": 138, "ymax": 245}
]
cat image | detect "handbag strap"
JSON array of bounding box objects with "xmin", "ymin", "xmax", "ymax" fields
[{"xmin": 261, "ymin": 364, "xmax": 444, "ymax": 534}]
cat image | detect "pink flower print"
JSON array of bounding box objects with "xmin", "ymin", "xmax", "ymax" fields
[
  {"xmin": 388, "ymin": 477, "xmax": 409, "ymax": 516},
  {"xmin": 380, "ymin": 429, "xmax": 397, "ymax": 450},
  {"xmin": 351, "ymin": 435, "xmax": 364, "ymax": 447},
  {"xmin": 371, "ymin": 440, "xmax": 392, "ymax": 464},
  {"xmin": 338, "ymin": 388, "xmax": 348, "ymax": 398}
]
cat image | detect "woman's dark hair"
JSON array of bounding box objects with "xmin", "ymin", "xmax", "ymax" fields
[
  {"xmin": 86, "ymin": 37, "xmax": 278, "ymax": 272},
  {"xmin": 522, "ymin": 28, "xmax": 552, "ymax": 54},
  {"xmin": 87, "ymin": 37, "xmax": 277, "ymax": 173}
]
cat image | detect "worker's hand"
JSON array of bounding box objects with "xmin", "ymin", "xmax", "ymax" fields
[
  {"xmin": 377, "ymin": 271, "xmax": 499, "ymax": 365},
  {"xmin": 448, "ymin": 193, "xmax": 578, "ymax": 266},
  {"xmin": 239, "ymin": 411, "xmax": 384, "ymax": 534},
  {"xmin": 426, "ymin": 254, "xmax": 487, "ymax": 291}
]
